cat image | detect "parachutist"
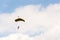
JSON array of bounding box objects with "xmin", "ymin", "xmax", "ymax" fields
[{"xmin": 18, "ymin": 26, "xmax": 19, "ymax": 29}]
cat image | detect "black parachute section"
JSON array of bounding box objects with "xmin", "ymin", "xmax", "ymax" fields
[{"xmin": 15, "ymin": 18, "xmax": 25, "ymax": 22}]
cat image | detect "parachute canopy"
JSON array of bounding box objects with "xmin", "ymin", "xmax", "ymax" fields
[{"xmin": 15, "ymin": 18, "xmax": 25, "ymax": 22}]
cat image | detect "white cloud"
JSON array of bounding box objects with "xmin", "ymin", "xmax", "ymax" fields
[
  {"xmin": 0, "ymin": 33, "xmax": 33, "ymax": 40},
  {"xmin": 0, "ymin": 3, "xmax": 60, "ymax": 40}
]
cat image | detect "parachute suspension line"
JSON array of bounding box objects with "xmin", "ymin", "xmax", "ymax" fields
[{"xmin": 17, "ymin": 21, "xmax": 20, "ymax": 29}]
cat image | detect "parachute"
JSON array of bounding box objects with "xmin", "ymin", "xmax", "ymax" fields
[
  {"xmin": 15, "ymin": 16, "xmax": 25, "ymax": 29},
  {"xmin": 15, "ymin": 18, "xmax": 25, "ymax": 22}
]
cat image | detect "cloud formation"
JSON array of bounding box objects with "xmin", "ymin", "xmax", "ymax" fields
[
  {"xmin": 0, "ymin": 33, "xmax": 33, "ymax": 40},
  {"xmin": 0, "ymin": 3, "xmax": 60, "ymax": 40}
]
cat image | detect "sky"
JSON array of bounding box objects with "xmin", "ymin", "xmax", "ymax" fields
[
  {"xmin": 0, "ymin": 0, "xmax": 60, "ymax": 13},
  {"xmin": 0, "ymin": 0, "xmax": 60, "ymax": 40}
]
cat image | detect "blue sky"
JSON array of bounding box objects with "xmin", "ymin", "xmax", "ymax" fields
[{"xmin": 0, "ymin": 0, "xmax": 60, "ymax": 13}]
